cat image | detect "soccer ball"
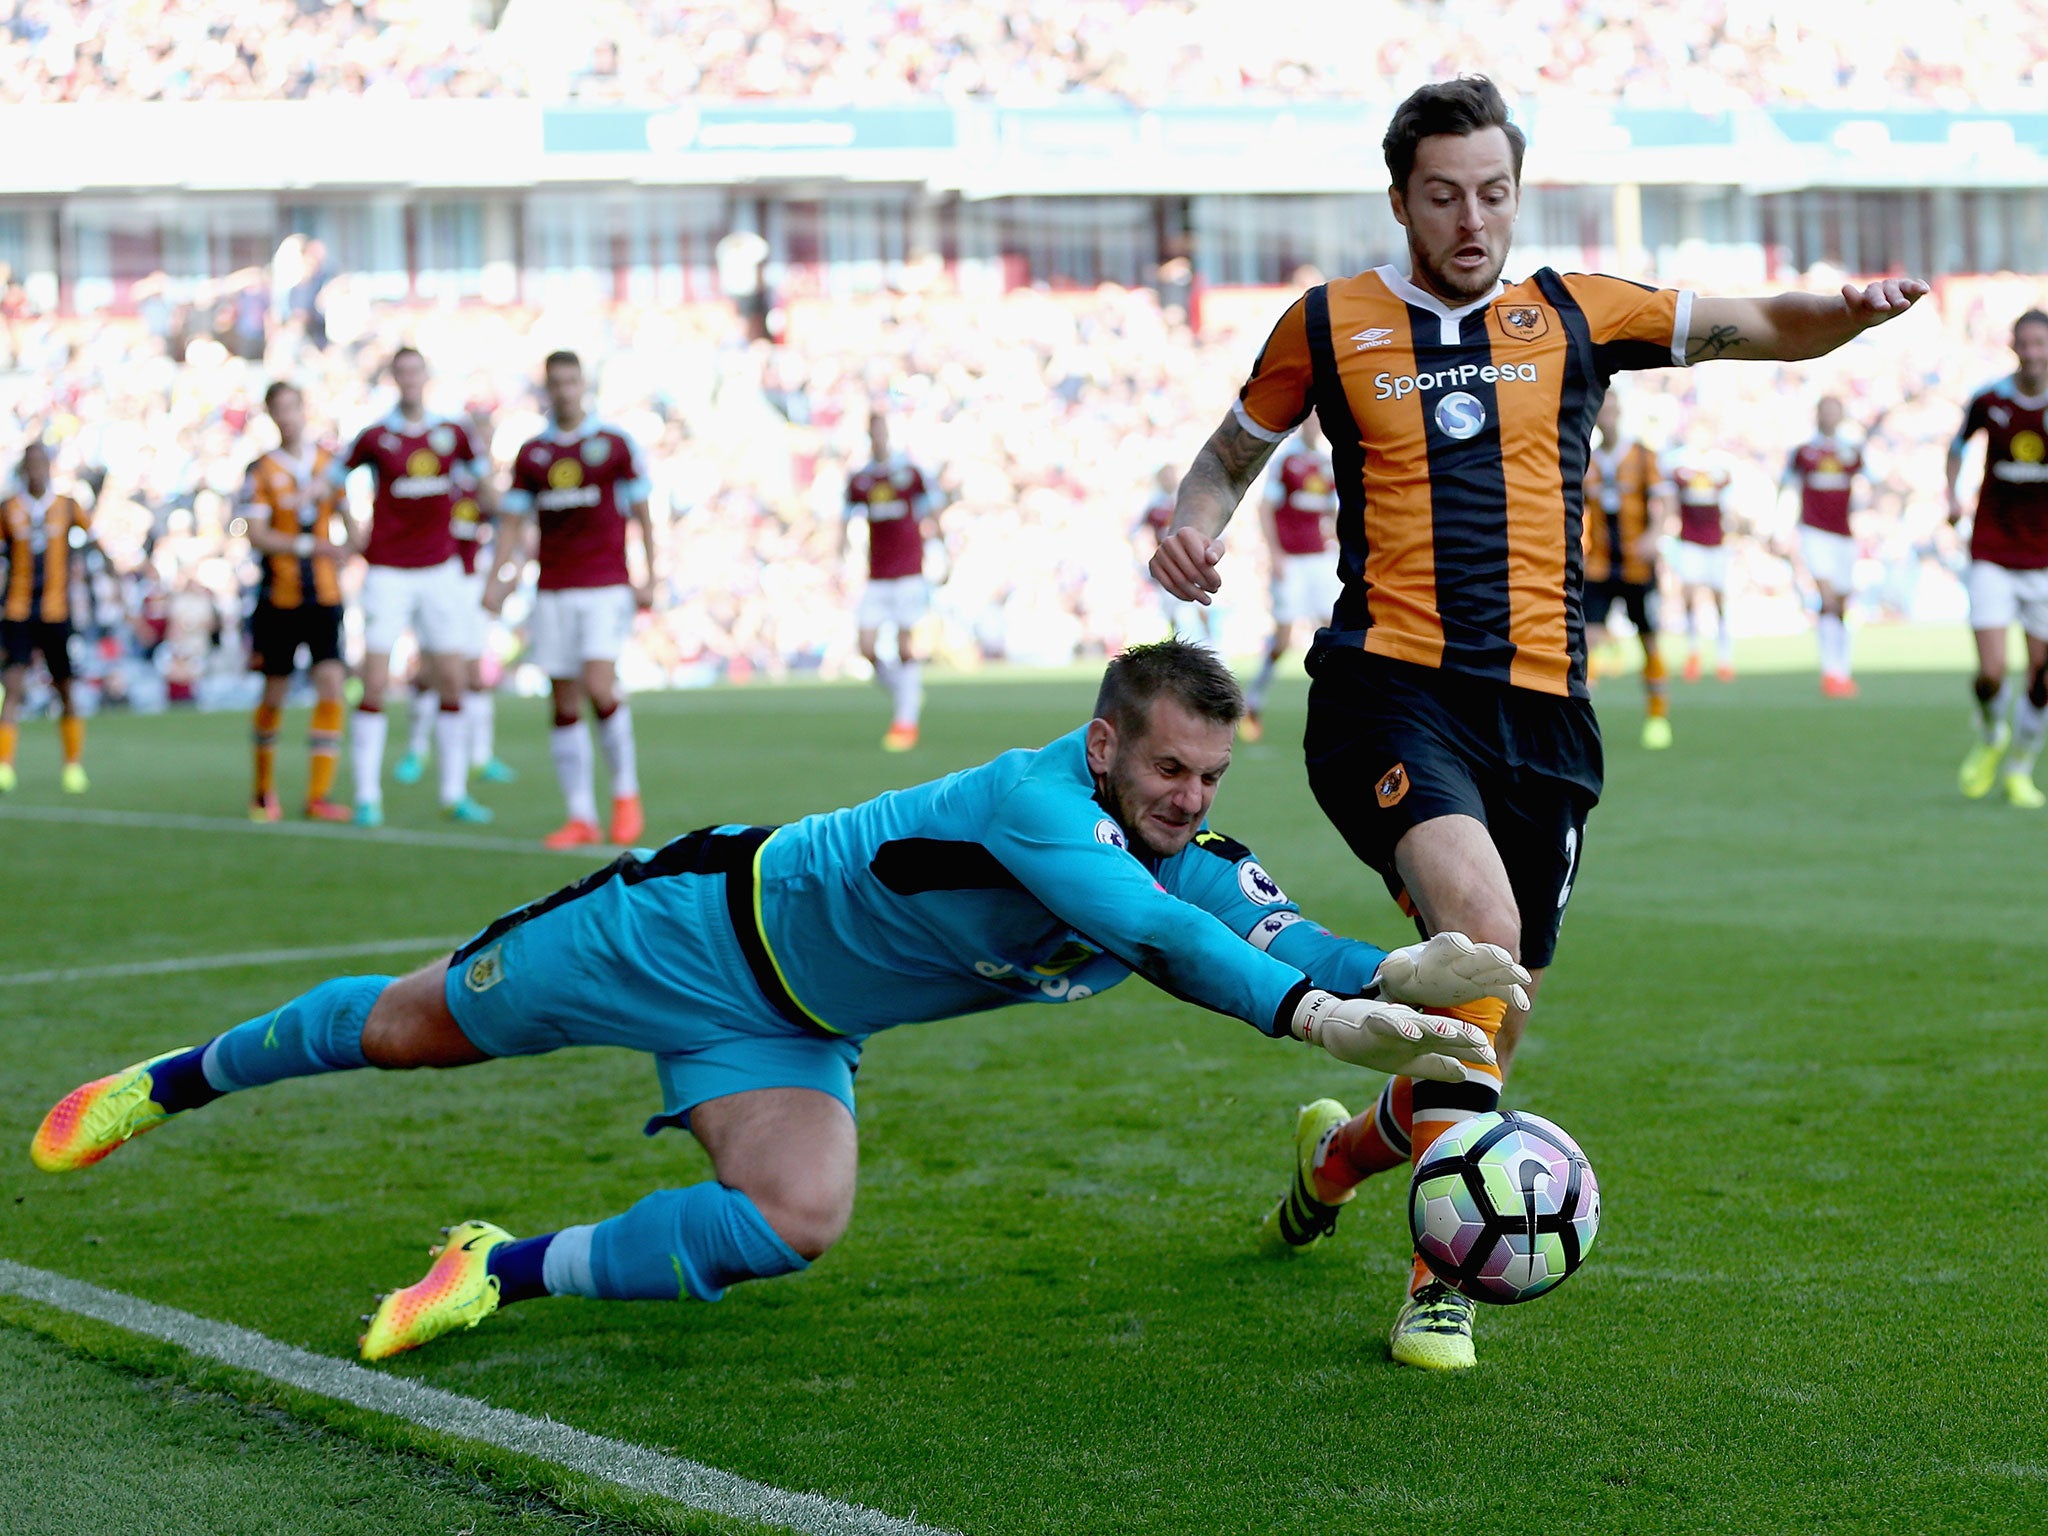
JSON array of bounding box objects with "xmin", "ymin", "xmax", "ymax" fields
[{"xmin": 1408, "ymin": 1110, "xmax": 1599, "ymax": 1305}]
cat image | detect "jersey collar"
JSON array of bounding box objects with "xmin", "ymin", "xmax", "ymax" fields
[{"xmin": 1378, "ymin": 264, "xmax": 1507, "ymax": 346}]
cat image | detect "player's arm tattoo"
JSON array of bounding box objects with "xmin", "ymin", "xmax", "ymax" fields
[
  {"xmin": 1174, "ymin": 414, "xmax": 1281, "ymax": 538},
  {"xmin": 1686, "ymin": 324, "xmax": 1742, "ymax": 363}
]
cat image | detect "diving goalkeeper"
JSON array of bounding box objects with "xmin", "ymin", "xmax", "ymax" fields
[{"xmin": 30, "ymin": 641, "xmax": 1518, "ymax": 1362}]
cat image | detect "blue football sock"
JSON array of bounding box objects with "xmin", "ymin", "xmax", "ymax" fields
[
  {"xmin": 199, "ymin": 976, "xmax": 385, "ymax": 1093},
  {"xmin": 147, "ymin": 1046, "xmax": 224, "ymax": 1114},
  {"xmin": 486, "ymin": 1233, "xmax": 555, "ymax": 1306},
  {"xmin": 585, "ymin": 1183, "xmax": 808, "ymax": 1302}
]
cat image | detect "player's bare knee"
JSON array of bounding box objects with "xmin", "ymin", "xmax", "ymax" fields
[{"xmin": 751, "ymin": 1180, "xmax": 852, "ymax": 1262}]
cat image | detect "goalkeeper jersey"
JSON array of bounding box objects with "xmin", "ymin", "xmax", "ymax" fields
[{"xmin": 731, "ymin": 727, "xmax": 1384, "ymax": 1039}]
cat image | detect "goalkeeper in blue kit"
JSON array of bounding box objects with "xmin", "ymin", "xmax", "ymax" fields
[{"xmin": 31, "ymin": 641, "xmax": 1519, "ymax": 1361}]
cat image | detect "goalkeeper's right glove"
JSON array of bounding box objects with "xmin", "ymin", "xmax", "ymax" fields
[{"xmin": 1287, "ymin": 989, "xmax": 1495, "ymax": 1082}]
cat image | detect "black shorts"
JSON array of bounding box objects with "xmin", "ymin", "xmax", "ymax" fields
[
  {"xmin": 1302, "ymin": 645, "xmax": 1603, "ymax": 970},
  {"xmin": 249, "ymin": 602, "xmax": 343, "ymax": 678},
  {"xmin": 0, "ymin": 619, "xmax": 72, "ymax": 681},
  {"xmin": 1583, "ymin": 579, "xmax": 1659, "ymax": 637}
]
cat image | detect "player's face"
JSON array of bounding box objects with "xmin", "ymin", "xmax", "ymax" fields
[
  {"xmin": 1298, "ymin": 415, "xmax": 1322, "ymax": 452},
  {"xmin": 870, "ymin": 417, "xmax": 889, "ymax": 461},
  {"xmin": 545, "ymin": 362, "xmax": 583, "ymax": 421},
  {"xmin": 2016, "ymin": 321, "xmax": 2048, "ymax": 389},
  {"xmin": 1595, "ymin": 396, "xmax": 1621, "ymax": 444},
  {"xmin": 1390, "ymin": 128, "xmax": 1519, "ymax": 304},
  {"xmin": 392, "ymin": 354, "xmax": 427, "ymax": 411},
  {"xmin": 20, "ymin": 443, "xmax": 48, "ymax": 494},
  {"xmin": 1090, "ymin": 697, "xmax": 1234, "ymax": 860},
  {"xmin": 1816, "ymin": 397, "xmax": 1842, "ymax": 435},
  {"xmin": 267, "ymin": 388, "xmax": 305, "ymax": 443}
]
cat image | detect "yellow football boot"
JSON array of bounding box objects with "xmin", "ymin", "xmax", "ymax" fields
[
  {"xmin": 1257, "ymin": 1098, "xmax": 1353, "ymax": 1254},
  {"xmin": 1389, "ymin": 1279, "xmax": 1478, "ymax": 1371},
  {"xmin": 2003, "ymin": 770, "xmax": 2046, "ymax": 810},
  {"xmin": 60, "ymin": 763, "xmax": 88, "ymax": 794},
  {"xmin": 1640, "ymin": 715, "xmax": 1673, "ymax": 751},
  {"xmin": 359, "ymin": 1220, "xmax": 513, "ymax": 1362},
  {"xmin": 1960, "ymin": 724, "xmax": 2010, "ymax": 799},
  {"xmin": 30, "ymin": 1050, "xmax": 191, "ymax": 1172}
]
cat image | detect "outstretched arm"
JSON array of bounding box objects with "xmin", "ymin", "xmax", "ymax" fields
[
  {"xmin": 1686, "ymin": 279, "xmax": 1928, "ymax": 364},
  {"xmin": 1151, "ymin": 411, "xmax": 1283, "ymax": 603}
]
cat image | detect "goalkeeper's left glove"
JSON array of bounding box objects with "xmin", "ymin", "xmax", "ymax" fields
[
  {"xmin": 1287, "ymin": 990, "xmax": 1496, "ymax": 1081},
  {"xmin": 1371, "ymin": 931, "xmax": 1531, "ymax": 1013}
]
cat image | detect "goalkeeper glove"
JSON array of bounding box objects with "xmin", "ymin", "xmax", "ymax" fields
[{"xmin": 1287, "ymin": 989, "xmax": 1495, "ymax": 1082}]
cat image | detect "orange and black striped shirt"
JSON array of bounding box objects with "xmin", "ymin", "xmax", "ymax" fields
[
  {"xmin": 1582, "ymin": 439, "xmax": 1665, "ymax": 586},
  {"xmin": 3, "ymin": 490, "xmax": 90, "ymax": 623},
  {"xmin": 1236, "ymin": 265, "xmax": 1692, "ymax": 698},
  {"xmin": 241, "ymin": 446, "xmax": 345, "ymax": 610}
]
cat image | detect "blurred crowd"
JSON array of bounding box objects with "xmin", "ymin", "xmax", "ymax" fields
[
  {"xmin": 0, "ymin": 240, "xmax": 2036, "ymax": 714},
  {"xmin": 1, "ymin": 0, "xmax": 2042, "ymax": 111}
]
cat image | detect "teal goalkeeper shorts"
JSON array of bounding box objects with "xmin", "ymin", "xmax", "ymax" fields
[{"xmin": 442, "ymin": 836, "xmax": 862, "ymax": 1132}]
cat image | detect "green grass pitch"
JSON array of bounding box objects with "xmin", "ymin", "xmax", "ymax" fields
[{"xmin": 2, "ymin": 635, "xmax": 2045, "ymax": 1535}]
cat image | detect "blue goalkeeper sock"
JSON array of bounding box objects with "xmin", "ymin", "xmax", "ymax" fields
[
  {"xmin": 580, "ymin": 1183, "xmax": 808, "ymax": 1302},
  {"xmin": 187, "ymin": 976, "xmax": 385, "ymax": 1097}
]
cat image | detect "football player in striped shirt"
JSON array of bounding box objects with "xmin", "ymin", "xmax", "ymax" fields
[
  {"xmin": 1153, "ymin": 75, "xmax": 1926, "ymax": 1369},
  {"xmin": 0, "ymin": 441, "xmax": 93, "ymax": 794}
]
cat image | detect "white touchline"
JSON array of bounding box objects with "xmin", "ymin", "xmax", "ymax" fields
[
  {"xmin": 0, "ymin": 804, "xmax": 612, "ymax": 860},
  {"xmin": 0, "ymin": 1259, "xmax": 960, "ymax": 1536},
  {"xmin": 0, "ymin": 938, "xmax": 465, "ymax": 989}
]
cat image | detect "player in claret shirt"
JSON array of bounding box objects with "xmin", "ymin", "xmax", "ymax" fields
[
  {"xmin": 1241, "ymin": 414, "xmax": 1340, "ymax": 742},
  {"xmin": 1949, "ymin": 309, "xmax": 2048, "ymax": 809},
  {"xmin": 1662, "ymin": 442, "xmax": 1736, "ymax": 684},
  {"xmin": 840, "ymin": 411, "xmax": 940, "ymax": 752},
  {"xmin": 330, "ymin": 347, "xmax": 496, "ymax": 827},
  {"xmin": 1785, "ymin": 395, "xmax": 1868, "ymax": 698},
  {"xmin": 1152, "ymin": 75, "xmax": 1926, "ymax": 1370},
  {"xmin": 490, "ymin": 350, "xmax": 658, "ymax": 848}
]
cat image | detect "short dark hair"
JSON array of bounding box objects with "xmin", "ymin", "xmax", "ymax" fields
[
  {"xmin": 2016, "ymin": 309, "xmax": 2048, "ymax": 340},
  {"xmin": 263, "ymin": 380, "xmax": 298, "ymax": 410},
  {"xmin": 1383, "ymin": 76, "xmax": 1526, "ymax": 194},
  {"xmin": 544, "ymin": 349, "xmax": 581, "ymax": 374},
  {"xmin": 390, "ymin": 345, "xmax": 424, "ymax": 373},
  {"xmin": 1094, "ymin": 639, "xmax": 1243, "ymax": 738}
]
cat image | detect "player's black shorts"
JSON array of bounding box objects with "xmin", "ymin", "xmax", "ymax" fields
[
  {"xmin": 1302, "ymin": 645, "xmax": 1603, "ymax": 970},
  {"xmin": 0, "ymin": 619, "xmax": 73, "ymax": 682},
  {"xmin": 1583, "ymin": 579, "xmax": 1659, "ymax": 637},
  {"xmin": 249, "ymin": 602, "xmax": 343, "ymax": 678}
]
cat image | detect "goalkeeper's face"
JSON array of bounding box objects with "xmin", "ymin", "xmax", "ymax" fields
[{"xmin": 1087, "ymin": 697, "xmax": 1234, "ymax": 861}]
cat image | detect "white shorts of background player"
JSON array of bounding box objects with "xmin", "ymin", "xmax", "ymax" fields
[
  {"xmin": 1269, "ymin": 551, "xmax": 1343, "ymax": 628},
  {"xmin": 360, "ymin": 558, "xmax": 470, "ymax": 656},
  {"xmin": 1799, "ymin": 526, "xmax": 1858, "ymax": 596},
  {"xmin": 857, "ymin": 575, "xmax": 931, "ymax": 632},
  {"xmin": 529, "ymin": 585, "xmax": 637, "ymax": 678},
  {"xmin": 1669, "ymin": 539, "xmax": 1730, "ymax": 594},
  {"xmin": 1967, "ymin": 560, "xmax": 2048, "ymax": 637}
]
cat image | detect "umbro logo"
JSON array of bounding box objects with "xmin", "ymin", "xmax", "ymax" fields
[{"xmin": 1352, "ymin": 328, "xmax": 1395, "ymax": 351}]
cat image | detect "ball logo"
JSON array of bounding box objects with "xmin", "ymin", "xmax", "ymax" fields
[
  {"xmin": 2014, "ymin": 430, "xmax": 2046, "ymax": 465},
  {"xmin": 1433, "ymin": 391, "xmax": 1487, "ymax": 441},
  {"xmin": 406, "ymin": 449, "xmax": 441, "ymax": 478},
  {"xmin": 1237, "ymin": 861, "xmax": 1285, "ymax": 905},
  {"xmin": 1093, "ymin": 818, "xmax": 1128, "ymax": 850},
  {"xmin": 548, "ymin": 457, "xmax": 585, "ymax": 489}
]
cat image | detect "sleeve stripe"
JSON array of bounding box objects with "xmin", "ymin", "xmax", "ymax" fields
[
  {"xmin": 1246, "ymin": 910, "xmax": 1305, "ymax": 951},
  {"xmin": 1670, "ymin": 289, "xmax": 1695, "ymax": 368},
  {"xmin": 1233, "ymin": 398, "xmax": 1291, "ymax": 444}
]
